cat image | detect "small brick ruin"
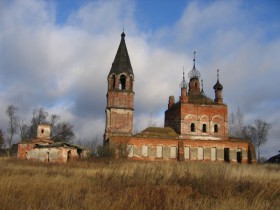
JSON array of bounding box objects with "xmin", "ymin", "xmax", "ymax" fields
[
  {"xmin": 104, "ymin": 33, "xmax": 256, "ymax": 164},
  {"xmin": 17, "ymin": 125, "xmax": 88, "ymax": 163}
]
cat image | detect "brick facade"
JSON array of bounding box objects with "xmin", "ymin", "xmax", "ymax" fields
[{"xmin": 105, "ymin": 35, "xmax": 256, "ymax": 164}]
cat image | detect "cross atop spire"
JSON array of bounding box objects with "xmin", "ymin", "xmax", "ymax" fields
[
  {"xmin": 180, "ymin": 66, "xmax": 188, "ymax": 88},
  {"xmin": 200, "ymin": 79, "xmax": 205, "ymax": 96},
  {"xmin": 193, "ymin": 51, "xmax": 196, "ymax": 69},
  {"xmin": 188, "ymin": 51, "xmax": 201, "ymax": 79},
  {"xmin": 213, "ymin": 69, "xmax": 223, "ymax": 90}
]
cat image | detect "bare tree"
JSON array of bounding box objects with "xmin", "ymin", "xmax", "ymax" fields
[
  {"xmin": 246, "ymin": 119, "xmax": 271, "ymax": 161},
  {"xmin": 229, "ymin": 107, "xmax": 245, "ymax": 138},
  {"xmin": 0, "ymin": 129, "xmax": 4, "ymax": 149},
  {"xmin": 5, "ymin": 105, "xmax": 18, "ymax": 156},
  {"xmin": 51, "ymin": 122, "xmax": 75, "ymax": 142}
]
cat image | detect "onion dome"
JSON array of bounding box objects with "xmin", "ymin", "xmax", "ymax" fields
[
  {"xmin": 213, "ymin": 69, "xmax": 223, "ymax": 90},
  {"xmin": 188, "ymin": 51, "xmax": 201, "ymax": 79}
]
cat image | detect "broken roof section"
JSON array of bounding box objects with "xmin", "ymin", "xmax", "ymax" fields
[{"xmin": 35, "ymin": 142, "xmax": 85, "ymax": 150}]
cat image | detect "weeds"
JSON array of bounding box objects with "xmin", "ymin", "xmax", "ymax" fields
[{"xmin": 0, "ymin": 158, "xmax": 279, "ymax": 210}]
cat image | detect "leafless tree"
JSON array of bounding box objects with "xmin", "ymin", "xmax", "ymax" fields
[
  {"xmin": 5, "ymin": 105, "xmax": 18, "ymax": 156},
  {"xmin": 0, "ymin": 129, "xmax": 4, "ymax": 149},
  {"xmin": 229, "ymin": 107, "xmax": 245, "ymax": 138},
  {"xmin": 246, "ymin": 119, "xmax": 271, "ymax": 161},
  {"xmin": 51, "ymin": 122, "xmax": 75, "ymax": 142}
]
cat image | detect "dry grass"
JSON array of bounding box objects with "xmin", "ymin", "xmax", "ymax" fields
[{"xmin": 0, "ymin": 157, "xmax": 279, "ymax": 210}]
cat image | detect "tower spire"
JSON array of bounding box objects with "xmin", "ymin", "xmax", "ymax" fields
[
  {"xmin": 180, "ymin": 66, "xmax": 188, "ymax": 88},
  {"xmin": 193, "ymin": 51, "xmax": 196, "ymax": 69},
  {"xmin": 200, "ymin": 79, "xmax": 205, "ymax": 96}
]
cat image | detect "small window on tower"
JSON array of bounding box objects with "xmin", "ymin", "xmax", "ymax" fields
[
  {"xmin": 191, "ymin": 123, "xmax": 195, "ymax": 132},
  {"xmin": 120, "ymin": 75, "xmax": 126, "ymax": 90},
  {"xmin": 195, "ymin": 83, "xmax": 197, "ymax": 88},
  {"xmin": 202, "ymin": 124, "xmax": 207, "ymax": 132},
  {"xmin": 214, "ymin": 124, "xmax": 219, "ymax": 133},
  {"xmin": 112, "ymin": 75, "xmax": 116, "ymax": 89},
  {"xmin": 41, "ymin": 129, "xmax": 44, "ymax": 134}
]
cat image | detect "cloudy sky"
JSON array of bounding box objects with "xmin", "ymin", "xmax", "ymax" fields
[{"xmin": 0, "ymin": 0, "xmax": 279, "ymax": 158}]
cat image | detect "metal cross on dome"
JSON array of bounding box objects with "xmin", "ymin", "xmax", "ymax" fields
[{"xmin": 188, "ymin": 51, "xmax": 201, "ymax": 79}]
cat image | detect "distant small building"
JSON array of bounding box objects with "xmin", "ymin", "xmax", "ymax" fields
[{"xmin": 17, "ymin": 125, "xmax": 88, "ymax": 163}]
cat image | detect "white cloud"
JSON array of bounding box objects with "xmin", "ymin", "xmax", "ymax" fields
[{"xmin": 0, "ymin": 0, "xmax": 279, "ymax": 157}]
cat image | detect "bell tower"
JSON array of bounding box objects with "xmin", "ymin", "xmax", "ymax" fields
[{"xmin": 104, "ymin": 32, "xmax": 134, "ymax": 144}]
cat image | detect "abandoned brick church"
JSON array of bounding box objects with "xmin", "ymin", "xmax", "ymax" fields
[{"xmin": 104, "ymin": 32, "xmax": 256, "ymax": 164}]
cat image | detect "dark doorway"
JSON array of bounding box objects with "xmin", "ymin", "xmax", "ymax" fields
[
  {"xmin": 237, "ymin": 149, "xmax": 242, "ymax": 163},
  {"xmin": 67, "ymin": 150, "xmax": 71, "ymax": 160},
  {"xmin": 224, "ymin": 148, "xmax": 230, "ymax": 162},
  {"xmin": 77, "ymin": 149, "xmax": 82, "ymax": 158}
]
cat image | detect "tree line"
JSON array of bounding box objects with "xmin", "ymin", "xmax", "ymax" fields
[
  {"xmin": 0, "ymin": 105, "xmax": 75, "ymax": 156},
  {"xmin": 229, "ymin": 107, "xmax": 271, "ymax": 161}
]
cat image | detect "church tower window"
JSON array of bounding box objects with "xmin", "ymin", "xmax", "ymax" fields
[{"xmin": 120, "ymin": 75, "xmax": 126, "ymax": 90}]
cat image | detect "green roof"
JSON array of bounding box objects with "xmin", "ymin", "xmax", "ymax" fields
[{"xmin": 135, "ymin": 127, "xmax": 179, "ymax": 138}]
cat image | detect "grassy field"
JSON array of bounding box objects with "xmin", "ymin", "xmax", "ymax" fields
[{"xmin": 0, "ymin": 157, "xmax": 279, "ymax": 210}]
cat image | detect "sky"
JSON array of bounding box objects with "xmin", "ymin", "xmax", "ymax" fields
[{"xmin": 0, "ymin": 0, "xmax": 279, "ymax": 158}]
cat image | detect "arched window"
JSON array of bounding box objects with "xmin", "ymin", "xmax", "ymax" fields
[
  {"xmin": 112, "ymin": 75, "xmax": 116, "ymax": 89},
  {"xmin": 191, "ymin": 123, "xmax": 195, "ymax": 132},
  {"xmin": 214, "ymin": 124, "xmax": 218, "ymax": 133},
  {"xmin": 119, "ymin": 75, "xmax": 126, "ymax": 90},
  {"xmin": 202, "ymin": 124, "xmax": 207, "ymax": 132}
]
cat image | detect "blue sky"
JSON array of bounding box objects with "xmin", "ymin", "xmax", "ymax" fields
[{"xmin": 0, "ymin": 0, "xmax": 280, "ymax": 158}]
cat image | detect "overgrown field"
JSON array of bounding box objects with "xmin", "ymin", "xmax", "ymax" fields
[{"xmin": 0, "ymin": 157, "xmax": 279, "ymax": 210}]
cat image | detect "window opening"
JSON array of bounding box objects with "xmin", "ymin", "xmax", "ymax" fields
[
  {"xmin": 202, "ymin": 124, "xmax": 207, "ymax": 132},
  {"xmin": 214, "ymin": 124, "xmax": 218, "ymax": 133},
  {"xmin": 211, "ymin": 148, "xmax": 217, "ymax": 161},
  {"xmin": 156, "ymin": 145, "xmax": 163, "ymax": 158},
  {"xmin": 112, "ymin": 75, "xmax": 116, "ymax": 89},
  {"xmin": 191, "ymin": 123, "xmax": 195, "ymax": 132},
  {"xmin": 41, "ymin": 129, "xmax": 44, "ymax": 134},
  {"xmin": 198, "ymin": 147, "xmax": 204, "ymax": 160},
  {"xmin": 120, "ymin": 75, "xmax": 126, "ymax": 90},
  {"xmin": 237, "ymin": 148, "xmax": 242, "ymax": 163},
  {"xmin": 224, "ymin": 148, "xmax": 230, "ymax": 162}
]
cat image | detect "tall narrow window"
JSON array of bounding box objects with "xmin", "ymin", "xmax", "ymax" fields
[
  {"xmin": 112, "ymin": 75, "xmax": 116, "ymax": 89},
  {"xmin": 120, "ymin": 75, "xmax": 126, "ymax": 90},
  {"xmin": 156, "ymin": 145, "xmax": 163, "ymax": 158},
  {"xmin": 170, "ymin": 146, "xmax": 177, "ymax": 158},
  {"xmin": 127, "ymin": 145, "xmax": 134, "ymax": 157},
  {"xmin": 191, "ymin": 123, "xmax": 195, "ymax": 132},
  {"xmin": 202, "ymin": 124, "xmax": 207, "ymax": 132},
  {"xmin": 130, "ymin": 76, "xmax": 133, "ymax": 90},
  {"xmin": 198, "ymin": 147, "xmax": 204, "ymax": 160},
  {"xmin": 184, "ymin": 146, "xmax": 190, "ymax": 159},
  {"xmin": 214, "ymin": 124, "xmax": 218, "ymax": 133},
  {"xmin": 142, "ymin": 145, "xmax": 148, "ymax": 157},
  {"xmin": 211, "ymin": 147, "xmax": 217, "ymax": 161}
]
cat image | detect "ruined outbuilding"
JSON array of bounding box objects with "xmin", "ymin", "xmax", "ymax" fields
[
  {"xmin": 104, "ymin": 33, "xmax": 256, "ymax": 164},
  {"xmin": 17, "ymin": 125, "xmax": 88, "ymax": 163}
]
